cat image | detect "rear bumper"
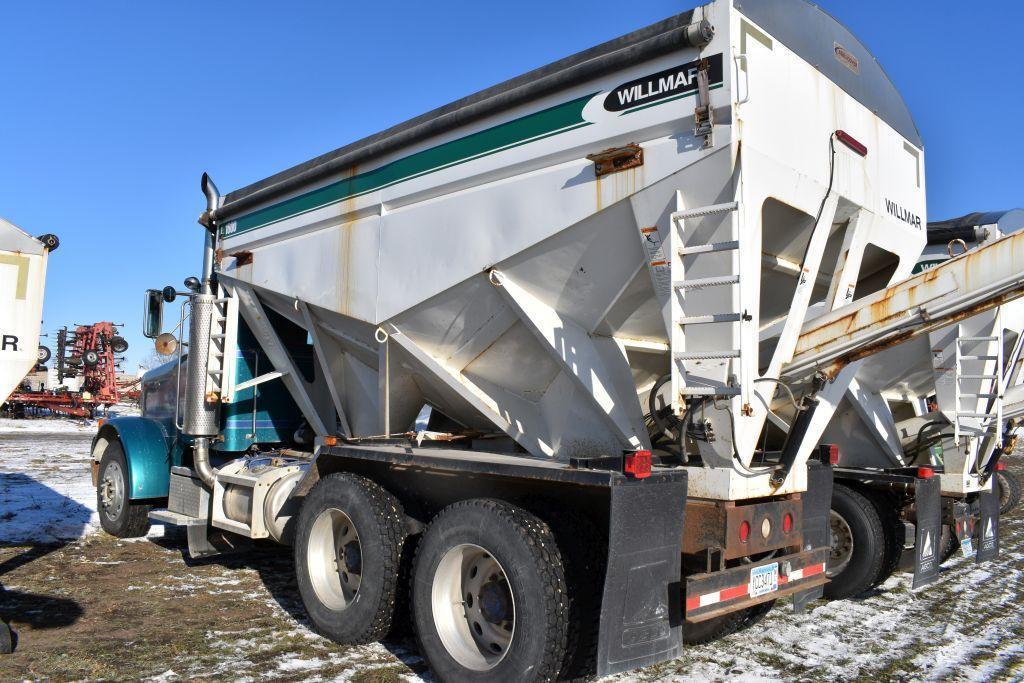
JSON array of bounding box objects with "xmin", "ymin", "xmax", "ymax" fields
[{"xmin": 685, "ymin": 547, "xmax": 829, "ymax": 622}]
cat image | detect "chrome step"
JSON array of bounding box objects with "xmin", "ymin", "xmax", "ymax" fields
[
  {"xmin": 674, "ymin": 275, "xmax": 740, "ymax": 290},
  {"xmin": 674, "ymin": 350, "xmax": 741, "ymax": 360},
  {"xmin": 679, "ymin": 386, "xmax": 742, "ymax": 396},
  {"xmin": 671, "ymin": 201, "xmax": 739, "ymax": 220},
  {"xmin": 678, "ymin": 240, "xmax": 740, "ymax": 256},
  {"xmin": 677, "ymin": 313, "xmax": 743, "ymax": 325}
]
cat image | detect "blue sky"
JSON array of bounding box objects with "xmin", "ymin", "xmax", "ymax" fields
[{"xmin": 2, "ymin": 1, "xmax": 1022, "ymax": 370}]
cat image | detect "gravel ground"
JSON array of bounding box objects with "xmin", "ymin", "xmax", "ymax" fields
[{"xmin": 0, "ymin": 414, "xmax": 1022, "ymax": 681}]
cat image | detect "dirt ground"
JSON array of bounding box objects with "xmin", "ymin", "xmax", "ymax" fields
[{"xmin": 1, "ymin": 418, "xmax": 1023, "ymax": 681}]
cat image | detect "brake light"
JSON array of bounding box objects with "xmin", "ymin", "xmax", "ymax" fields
[
  {"xmin": 996, "ymin": 462, "xmax": 1006, "ymax": 471},
  {"xmin": 783, "ymin": 513, "xmax": 793, "ymax": 533},
  {"xmin": 836, "ymin": 130, "xmax": 868, "ymax": 157},
  {"xmin": 828, "ymin": 444, "xmax": 840, "ymax": 466},
  {"xmin": 625, "ymin": 450, "xmax": 652, "ymax": 479},
  {"xmin": 739, "ymin": 520, "xmax": 751, "ymax": 543},
  {"xmin": 917, "ymin": 466, "xmax": 934, "ymax": 479}
]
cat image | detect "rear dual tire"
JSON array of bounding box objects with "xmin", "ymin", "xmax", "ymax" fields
[
  {"xmin": 412, "ymin": 499, "xmax": 569, "ymax": 682},
  {"xmin": 294, "ymin": 473, "xmax": 406, "ymax": 644},
  {"xmin": 996, "ymin": 469, "xmax": 1021, "ymax": 516}
]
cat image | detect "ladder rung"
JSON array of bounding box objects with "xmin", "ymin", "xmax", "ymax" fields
[
  {"xmin": 960, "ymin": 374, "xmax": 998, "ymax": 380},
  {"xmin": 671, "ymin": 202, "xmax": 739, "ymax": 221},
  {"xmin": 677, "ymin": 313, "xmax": 742, "ymax": 325},
  {"xmin": 208, "ymin": 370, "xmax": 223, "ymax": 376},
  {"xmin": 958, "ymin": 412, "xmax": 998, "ymax": 419},
  {"xmin": 674, "ymin": 275, "xmax": 740, "ymax": 290},
  {"xmin": 675, "ymin": 350, "xmax": 741, "ymax": 360},
  {"xmin": 959, "ymin": 336, "xmax": 999, "ymax": 343},
  {"xmin": 680, "ymin": 386, "xmax": 742, "ymax": 396},
  {"xmin": 678, "ymin": 240, "xmax": 740, "ymax": 256},
  {"xmin": 960, "ymin": 355, "xmax": 998, "ymax": 361},
  {"xmin": 211, "ymin": 333, "xmax": 226, "ymax": 340},
  {"xmin": 959, "ymin": 393, "xmax": 999, "ymax": 399}
]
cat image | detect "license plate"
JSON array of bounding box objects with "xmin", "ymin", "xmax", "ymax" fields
[
  {"xmin": 960, "ymin": 537, "xmax": 975, "ymax": 558},
  {"xmin": 749, "ymin": 562, "xmax": 779, "ymax": 598}
]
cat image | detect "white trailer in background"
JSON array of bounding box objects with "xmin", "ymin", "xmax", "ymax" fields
[
  {"xmin": 90, "ymin": 1, "xmax": 1019, "ymax": 679},
  {"xmin": 0, "ymin": 216, "xmax": 57, "ymax": 654},
  {"xmin": 0, "ymin": 218, "xmax": 57, "ymax": 403},
  {"xmin": 801, "ymin": 212, "xmax": 1024, "ymax": 597}
]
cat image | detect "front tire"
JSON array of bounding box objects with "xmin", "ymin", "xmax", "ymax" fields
[
  {"xmin": 97, "ymin": 441, "xmax": 151, "ymax": 538},
  {"xmin": 294, "ymin": 473, "xmax": 405, "ymax": 644},
  {"xmin": 824, "ymin": 484, "xmax": 886, "ymax": 600},
  {"xmin": 412, "ymin": 499, "xmax": 569, "ymax": 682}
]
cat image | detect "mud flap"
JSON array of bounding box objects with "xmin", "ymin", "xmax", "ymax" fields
[
  {"xmin": 912, "ymin": 476, "xmax": 941, "ymax": 589},
  {"xmin": 596, "ymin": 471, "xmax": 688, "ymax": 678},
  {"xmin": 976, "ymin": 487, "xmax": 1000, "ymax": 563},
  {"xmin": 793, "ymin": 460, "xmax": 832, "ymax": 613}
]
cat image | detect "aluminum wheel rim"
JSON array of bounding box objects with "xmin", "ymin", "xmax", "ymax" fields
[
  {"xmin": 431, "ymin": 543, "xmax": 515, "ymax": 671},
  {"xmin": 828, "ymin": 510, "xmax": 854, "ymax": 577},
  {"xmin": 308, "ymin": 508, "xmax": 362, "ymax": 611},
  {"xmin": 100, "ymin": 461, "xmax": 125, "ymax": 522}
]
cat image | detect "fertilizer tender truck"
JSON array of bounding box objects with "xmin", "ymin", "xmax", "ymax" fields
[
  {"xmin": 88, "ymin": 1, "xmax": 1018, "ymax": 678},
  {"xmin": 781, "ymin": 214, "xmax": 1024, "ymax": 599}
]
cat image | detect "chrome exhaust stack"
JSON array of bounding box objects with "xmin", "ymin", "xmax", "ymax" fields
[{"xmin": 187, "ymin": 173, "xmax": 223, "ymax": 486}]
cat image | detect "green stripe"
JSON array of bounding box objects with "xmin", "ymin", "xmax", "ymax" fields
[{"xmin": 227, "ymin": 94, "xmax": 596, "ymax": 236}]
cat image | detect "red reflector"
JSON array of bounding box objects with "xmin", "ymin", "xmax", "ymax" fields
[
  {"xmin": 739, "ymin": 520, "xmax": 751, "ymax": 543},
  {"xmin": 836, "ymin": 130, "xmax": 868, "ymax": 157},
  {"xmin": 828, "ymin": 444, "xmax": 840, "ymax": 466},
  {"xmin": 783, "ymin": 513, "xmax": 793, "ymax": 533},
  {"xmin": 917, "ymin": 466, "xmax": 934, "ymax": 479},
  {"xmin": 625, "ymin": 450, "xmax": 652, "ymax": 479},
  {"xmin": 996, "ymin": 462, "xmax": 1006, "ymax": 471}
]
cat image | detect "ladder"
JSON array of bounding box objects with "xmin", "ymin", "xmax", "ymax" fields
[
  {"xmin": 205, "ymin": 285, "xmax": 239, "ymax": 403},
  {"xmin": 953, "ymin": 315, "xmax": 1004, "ymax": 447},
  {"xmin": 669, "ymin": 194, "xmax": 747, "ymax": 411}
]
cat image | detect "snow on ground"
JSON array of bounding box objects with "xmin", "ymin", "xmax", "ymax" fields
[
  {"xmin": 0, "ymin": 404, "xmax": 150, "ymax": 544},
  {"xmin": 0, "ymin": 411, "xmax": 1022, "ymax": 681}
]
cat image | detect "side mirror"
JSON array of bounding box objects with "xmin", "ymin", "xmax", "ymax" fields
[{"xmin": 143, "ymin": 289, "xmax": 164, "ymax": 339}]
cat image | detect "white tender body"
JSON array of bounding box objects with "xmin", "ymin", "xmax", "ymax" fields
[
  {"xmin": 821, "ymin": 213, "xmax": 1024, "ymax": 495},
  {"xmin": 211, "ymin": 0, "xmax": 931, "ymax": 501},
  {"xmin": 0, "ymin": 218, "xmax": 50, "ymax": 403}
]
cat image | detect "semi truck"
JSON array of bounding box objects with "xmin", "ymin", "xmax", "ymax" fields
[
  {"xmin": 791, "ymin": 212, "xmax": 1024, "ymax": 599},
  {"xmin": 88, "ymin": 1, "xmax": 1023, "ymax": 679}
]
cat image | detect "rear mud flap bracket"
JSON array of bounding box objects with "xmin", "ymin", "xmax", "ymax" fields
[
  {"xmin": 596, "ymin": 472, "xmax": 687, "ymax": 678},
  {"xmin": 912, "ymin": 476, "xmax": 942, "ymax": 589}
]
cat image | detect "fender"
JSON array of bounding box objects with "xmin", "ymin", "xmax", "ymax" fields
[{"xmin": 91, "ymin": 417, "xmax": 175, "ymax": 500}]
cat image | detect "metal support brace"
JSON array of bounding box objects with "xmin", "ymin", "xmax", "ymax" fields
[
  {"xmin": 299, "ymin": 301, "xmax": 353, "ymax": 437},
  {"xmin": 490, "ymin": 270, "xmax": 647, "ymax": 449},
  {"xmin": 232, "ymin": 283, "xmax": 330, "ymax": 437}
]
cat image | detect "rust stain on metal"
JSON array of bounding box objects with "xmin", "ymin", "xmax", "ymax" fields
[
  {"xmin": 587, "ymin": 143, "xmax": 643, "ymax": 177},
  {"xmin": 231, "ymin": 250, "xmax": 253, "ymax": 266}
]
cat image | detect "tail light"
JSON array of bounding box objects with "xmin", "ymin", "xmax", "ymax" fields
[
  {"xmin": 625, "ymin": 450, "xmax": 652, "ymax": 479},
  {"xmin": 828, "ymin": 444, "xmax": 840, "ymax": 466},
  {"xmin": 996, "ymin": 462, "xmax": 1006, "ymax": 471},
  {"xmin": 783, "ymin": 513, "xmax": 793, "ymax": 533},
  {"xmin": 917, "ymin": 466, "xmax": 935, "ymax": 479},
  {"xmin": 739, "ymin": 520, "xmax": 751, "ymax": 543},
  {"xmin": 836, "ymin": 130, "xmax": 868, "ymax": 157}
]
